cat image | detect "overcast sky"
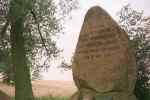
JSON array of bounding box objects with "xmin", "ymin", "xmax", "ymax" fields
[{"xmin": 42, "ymin": 0, "xmax": 150, "ymax": 81}]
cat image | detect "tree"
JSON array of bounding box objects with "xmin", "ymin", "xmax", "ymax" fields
[
  {"xmin": 118, "ymin": 4, "xmax": 150, "ymax": 100},
  {"xmin": 0, "ymin": 0, "xmax": 78, "ymax": 82},
  {"xmin": 9, "ymin": 0, "xmax": 35, "ymax": 99},
  {"xmin": 0, "ymin": 0, "xmax": 12, "ymax": 84},
  {"xmin": 0, "ymin": 49, "xmax": 13, "ymax": 84},
  {"xmin": 0, "ymin": 0, "xmax": 78, "ymax": 99}
]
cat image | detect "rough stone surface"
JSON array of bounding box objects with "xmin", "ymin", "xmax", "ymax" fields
[
  {"xmin": 0, "ymin": 90, "xmax": 10, "ymax": 100},
  {"xmin": 70, "ymin": 6, "xmax": 137, "ymax": 100}
]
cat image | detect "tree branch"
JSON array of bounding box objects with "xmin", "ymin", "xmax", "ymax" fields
[
  {"xmin": 0, "ymin": 20, "xmax": 9, "ymax": 39},
  {"xmin": 30, "ymin": 10, "xmax": 50, "ymax": 56}
]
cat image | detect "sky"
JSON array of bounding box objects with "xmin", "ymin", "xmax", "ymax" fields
[{"xmin": 41, "ymin": 0, "xmax": 150, "ymax": 81}]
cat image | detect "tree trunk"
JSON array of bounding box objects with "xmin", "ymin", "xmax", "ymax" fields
[{"xmin": 10, "ymin": 18, "xmax": 34, "ymax": 100}]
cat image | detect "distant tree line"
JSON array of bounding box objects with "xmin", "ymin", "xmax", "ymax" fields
[{"xmin": 118, "ymin": 4, "xmax": 150, "ymax": 100}]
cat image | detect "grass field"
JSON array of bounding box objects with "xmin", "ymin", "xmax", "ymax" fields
[
  {"xmin": 35, "ymin": 96, "xmax": 68, "ymax": 100},
  {"xmin": 0, "ymin": 80, "xmax": 77, "ymax": 99}
]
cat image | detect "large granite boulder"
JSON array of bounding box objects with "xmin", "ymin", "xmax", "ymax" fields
[
  {"xmin": 71, "ymin": 6, "xmax": 137, "ymax": 100},
  {"xmin": 0, "ymin": 90, "xmax": 10, "ymax": 100}
]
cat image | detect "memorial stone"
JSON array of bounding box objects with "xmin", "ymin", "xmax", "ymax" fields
[{"xmin": 70, "ymin": 6, "xmax": 137, "ymax": 100}]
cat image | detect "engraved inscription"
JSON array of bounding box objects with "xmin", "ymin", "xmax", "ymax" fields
[{"xmin": 76, "ymin": 28, "xmax": 120, "ymax": 60}]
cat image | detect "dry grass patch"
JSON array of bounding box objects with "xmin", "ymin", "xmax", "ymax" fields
[{"xmin": 0, "ymin": 80, "xmax": 77, "ymax": 97}]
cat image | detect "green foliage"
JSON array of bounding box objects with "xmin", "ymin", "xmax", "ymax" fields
[
  {"xmin": 1, "ymin": 0, "xmax": 78, "ymax": 100},
  {"xmin": 0, "ymin": 48, "xmax": 14, "ymax": 84},
  {"xmin": 0, "ymin": 0, "xmax": 78, "ymax": 82},
  {"xmin": 9, "ymin": 0, "xmax": 34, "ymax": 20},
  {"xmin": 118, "ymin": 4, "xmax": 150, "ymax": 100},
  {"xmin": 36, "ymin": 96, "xmax": 68, "ymax": 100}
]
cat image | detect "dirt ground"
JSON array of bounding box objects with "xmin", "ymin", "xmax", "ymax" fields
[{"xmin": 0, "ymin": 80, "xmax": 77, "ymax": 97}]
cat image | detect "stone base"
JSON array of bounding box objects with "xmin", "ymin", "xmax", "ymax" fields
[{"xmin": 70, "ymin": 89, "xmax": 137, "ymax": 100}]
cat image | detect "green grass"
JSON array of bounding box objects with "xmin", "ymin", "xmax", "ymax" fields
[
  {"xmin": 11, "ymin": 96, "xmax": 69, "ymax": 100},
  {"xmin": 36, "ymin": 96, "xmax": 69, "ymax": 100}
]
